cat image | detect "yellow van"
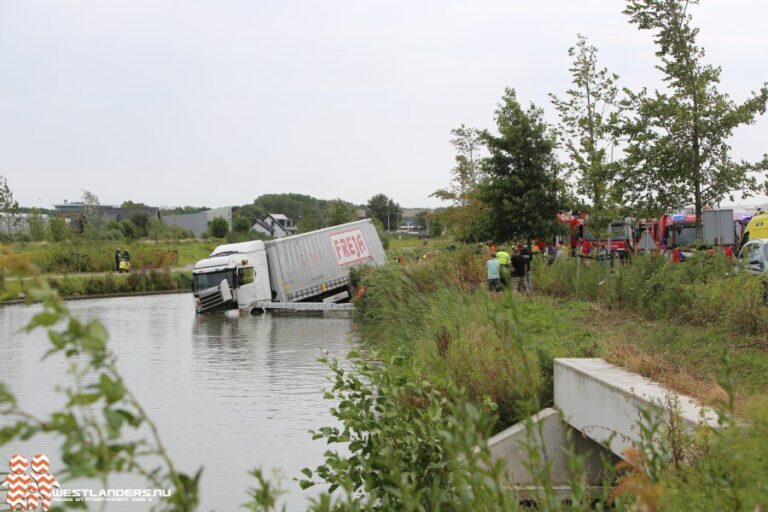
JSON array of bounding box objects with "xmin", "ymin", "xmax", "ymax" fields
[{"xmin": 741, "ymin": 212, "xmax": 768, "ymax": 246}]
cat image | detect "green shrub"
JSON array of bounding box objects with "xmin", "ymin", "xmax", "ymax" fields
[
  {"xmin": 32, "ymin": 270, "xmax": 190, "ymax": 300},
  {"xmin": 356, "ymin": 250, "xmax": 543, "ymax": 426},
  {"xmin": 281, "ymin": 354, "xmax": 518, "ymax": 511},
  {"xmin": 534, "ymin": 253, "xmax": 768, "ymax": 336},
  {"xmin": 659, "ymin": 398, "xmax": 768, "ymax": 510}
]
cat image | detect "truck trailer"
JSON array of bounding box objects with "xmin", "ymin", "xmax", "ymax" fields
[{"xmin": 191, "ymin": 219, "xmax": 386, "ymax": 314}]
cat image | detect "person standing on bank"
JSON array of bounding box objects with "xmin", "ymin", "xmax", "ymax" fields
[
  {"xmin": 496, "ymin": 246, "xmax": 511, "ymax": 287},
  {"xmin": 511, "ymin": 248, "xmax": 531, "ymax": 297},
  {"xmin": 486, "ymin": 252, "xmax": 501, "ymax": 294},
  {"xmin": 519, "ymin": 243, "xmax": 533, "ymax": 294},
  {"xmin": 115, "ymin": 249, "xmax": 121, "ymax": 272}
]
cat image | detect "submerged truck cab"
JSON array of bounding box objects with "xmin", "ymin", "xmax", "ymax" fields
[
  {"xmin": 191, "ymin": 219, "xmax": 386, "ymax": 314},
  {"xmin": 192, "ymin": 240, "xmax": 271, "ymax": 313}
]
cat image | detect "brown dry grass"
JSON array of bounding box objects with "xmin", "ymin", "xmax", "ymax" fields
[{"xmin": 579, "ymin": 304, "xmax": 738, "ymax": 411}]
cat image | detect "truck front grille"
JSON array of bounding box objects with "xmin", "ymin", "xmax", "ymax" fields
[{"xmin": 197, "ymin": 286, "xmax": 229, "ymax": 313}]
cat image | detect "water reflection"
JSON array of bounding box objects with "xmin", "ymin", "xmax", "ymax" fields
[{"xmin": 0, "ymin": 295, "xmax": 356, "ymax": 511}]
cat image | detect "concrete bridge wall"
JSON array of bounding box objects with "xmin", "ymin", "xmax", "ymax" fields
[{"xmin": 488, "ymin": 357, "xmax": 719, "ymax": 494}]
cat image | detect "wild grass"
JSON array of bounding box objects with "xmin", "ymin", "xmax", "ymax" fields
[
  {"xmin": 0, "ymin": 239, "xmax": 216, "ymax": 273},
  {"xmin": 533, "ymin": 252, "xmax": 768, "ymax": 336},
  {"xmin": 353, "ymin": 249, "xmax": 597, "ymax": 426},
  {"xmin": 656, "ymin": 397, "xmax": 768, "ymax": 510},
  {"xmin": 0, "ymin": 269, "xmax": 191, "ymax": 300},
  {"xmin": 352, "ymin": 248, "xmax": 768, "ymax": 509}
]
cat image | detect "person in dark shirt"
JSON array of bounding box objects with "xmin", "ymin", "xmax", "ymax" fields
[
  {"xmin": 519, "ymin": 244, "xmax": 533, "ymax": 294},
  {"xmin": 115, "ymin": 249, "xmax": 121, "ymax": 272},
  {"xmin": 511, "ymin": 250, "xmax": 531, "ymax": 297}
]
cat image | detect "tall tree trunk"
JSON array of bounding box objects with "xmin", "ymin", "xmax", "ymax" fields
[{"xmin": 692, "ymin": 88, "xmax": 703, "ymax": 244}]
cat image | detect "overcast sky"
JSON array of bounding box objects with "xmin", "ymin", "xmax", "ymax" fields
[{"xmin": 1, "ymin": 0, "xmax": 767, "ymax": 209}]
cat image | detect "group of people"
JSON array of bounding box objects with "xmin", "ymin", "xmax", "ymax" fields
[
  {"xmin": 486, "ymin": 244, "xmax": 533, "ymax": 297},
  {"xmin": 114, "ymin": 248, "xmax": 131, "ymax": 273}
]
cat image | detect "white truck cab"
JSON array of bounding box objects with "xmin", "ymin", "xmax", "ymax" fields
[
  {"xmin": 192, "ymin": 240, "xmax": 271, "ymax": 313},
  {"xmin": 737, "ymin": 239, "xmax": 768, "ymax": 274},
  {"xmin": 191, "ymin": 220, "xmax": 387, "ymax": 314}
]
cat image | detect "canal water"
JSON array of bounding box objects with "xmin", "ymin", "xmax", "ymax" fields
[{"xmin": 0, "ymin": 294, "xmax": 357, "ymax": 511}]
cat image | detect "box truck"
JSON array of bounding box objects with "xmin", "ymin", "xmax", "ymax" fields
[{"xmin": 191, "ymin": 219, "xmax": 386, "ymax": 313}]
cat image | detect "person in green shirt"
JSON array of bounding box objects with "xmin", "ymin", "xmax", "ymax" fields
[
  {"xmin": 496, "ymin": 247, "xmax": 511, "ymax": 265},
  {"xmin": 496, "ymin": 246, "xmax": 511, "ymax": 287}
]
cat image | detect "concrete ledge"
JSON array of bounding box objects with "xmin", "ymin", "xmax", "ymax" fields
[
  {"xmin": 554, "ymin": 358, "xmax": 719, "ymax": 460},
  {"xmin": 488, "ymin": 407, "xmax": 613, "ymax": 488}
]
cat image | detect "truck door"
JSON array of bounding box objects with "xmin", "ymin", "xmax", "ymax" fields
[{"xmin": 738, "ymin": 241, "xmax": 765, "ymax": 273}]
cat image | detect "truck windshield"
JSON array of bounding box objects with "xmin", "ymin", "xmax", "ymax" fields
[
  {"xmin": 584, "ymin": 224, "xmax": 628, "ymax": 241},
  {"xmin": 193, "ymin": 270, "xmax": 233, "ymax": 292},
  {"xmin": 674, "ymin": 226, "xmax": 697, "ymax": 246}
]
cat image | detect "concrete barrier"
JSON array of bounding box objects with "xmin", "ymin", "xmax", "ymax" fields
[
  {"xmin": 554, "ymin": 358, "xmax": 720, "ymax": 460},
  {"xmin": 488, "ymin": 407, "xmax": 613, "ymax": 494},
  {"xmin": 488, "ymin": 357, "xmax": 720, "ymax": 498}
]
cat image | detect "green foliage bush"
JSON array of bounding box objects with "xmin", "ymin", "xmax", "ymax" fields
[
  {"xmin": 42, "ymin": 271, "xmax": 191, "ymax": 298},
  {"xmin": 659, "ymin": 397, "xmax": 768, "ymax": 510},
  {"xmin": 9, "ymin": 240, "xmax": 211, "ymax": 273},
  {"xmin": 355, "ymin": 249, "xmax": 543, "ymax": 426},
  {"xmin": 208, "ymin": 216, "xmax": 229, "ymax": 238},
  {"xmin": 286, "ymin": 354, "xmax": 517, "ymax": 511},
  {"xmin": 534, "ymin": 254, "xmax": 768, "ymax": 335}
]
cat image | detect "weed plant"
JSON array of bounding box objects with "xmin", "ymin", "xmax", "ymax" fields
[
  {"xmin": 533, "ymin": 253, "xmax": 768, "ymax": 335},
  {"xmin": 0, "ymin": 240, "xmax": 216, "ymax": 273}
]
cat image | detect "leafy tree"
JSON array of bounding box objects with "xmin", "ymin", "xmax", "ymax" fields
[
  {"xmin": 234, "ymin": 204, "xmax": 267, "ymax": 226},
  {"xmin": 121, "ymin": 200, "xmax": 148, "ymax": 208},
  {"xmin": 81, "ymin": 190, "xmax": 104, "ymax": 241},
  {"xmin": 208, "ymin": 216, "xmax": 229, "ymax": 238},
  {"xmin": 0, "ymin": 176, "xmax": 21, "ymax": 241},
  {"xmin": 297, "ymin": 207, "xmax": 323, "ymax": 233},
  {"xmin": 130, "ymin": 213, "xmax": 149, "ymax": 237},
  {"xmin": 119, "ymin": 219, "xmax": 138, "ymax": 241},
  {"xmin": 238, "ymin": 194, "xmax": 359, "ymax": 232},
  {"xmin": 252, "ymin": 193, "xmax": 324, "ymax": 226},
  {"xmin": 48, "ymin": 215, "xmax": 70, "ymax": 242},
  {"xmin": 414, "ymin": 210, "xmax": 443, "ymax": 237},
  {"xmin": 232, "ymin": 214, "xmax": 252, "ymax": 233},
  {"xmin": 622, "ymin": 0, "xmax": 768, "ymax": 240},
  {"xmin": 479, "ymin": 88, "xmax": 567, "ymax": 242},
  {"xmin": 431, "ymin": 126, "xmax": 490, "ymax": 241},
  {"xmin": 147, "ymin": 217, "xmax": 165, "ymax": 242},
  {"xmin": 326, "ymin": 199, "xmax": 357, "ymax": 226},
  {"xmin": 551, "ymin": 35, "xmax": 624, "ymax": 238},
  {"xmin": 161, "ymin": 205, "xmax": 209, "ymax": 215},
  {"xmin": 366, "ymin": 194, "xmax": 401, "ymax": 231},
  {"xmin": 27, "ymin": 210, "xmax": 47, "ymax": 241}
]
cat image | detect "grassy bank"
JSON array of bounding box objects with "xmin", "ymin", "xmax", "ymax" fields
[
  {"xmin": 1, "ymin": 269, "xmax": 192, "ymax": 300},
  {"xmin": 529, "ymin": 253, "xmax": 768, "ymax": 409},
  {"xmin": 0, "ymin": 239, "xmax": 217, "ymax": 274},
  {"xmin": 354, "ymin": 249, "xmax": 768, "ymax": 423},
  {"xmin": 533, "ymin": 253, "xmax": 768, "ymax": 336},
  {"xmin": 355, "ymin": 250, "xmax": 574, "ymax": 427},
  {"xmin": 350, "ymin": 248, "xmax": 768, "ymax": 509}
]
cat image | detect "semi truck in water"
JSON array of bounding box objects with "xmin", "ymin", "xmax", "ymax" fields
[{"xmin": 191, "ymin": 219, "xmax": 386, "ymax": 313}]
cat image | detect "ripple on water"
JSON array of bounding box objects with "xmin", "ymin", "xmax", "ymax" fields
[{"xmin": 0, "ymin": 294, "xmax": 356, "ymax": 511}]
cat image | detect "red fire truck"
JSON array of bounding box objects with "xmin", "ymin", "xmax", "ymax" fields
[{"xmin": 557, "ymin": 213, "xmax": 633, "ymax": 255}]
